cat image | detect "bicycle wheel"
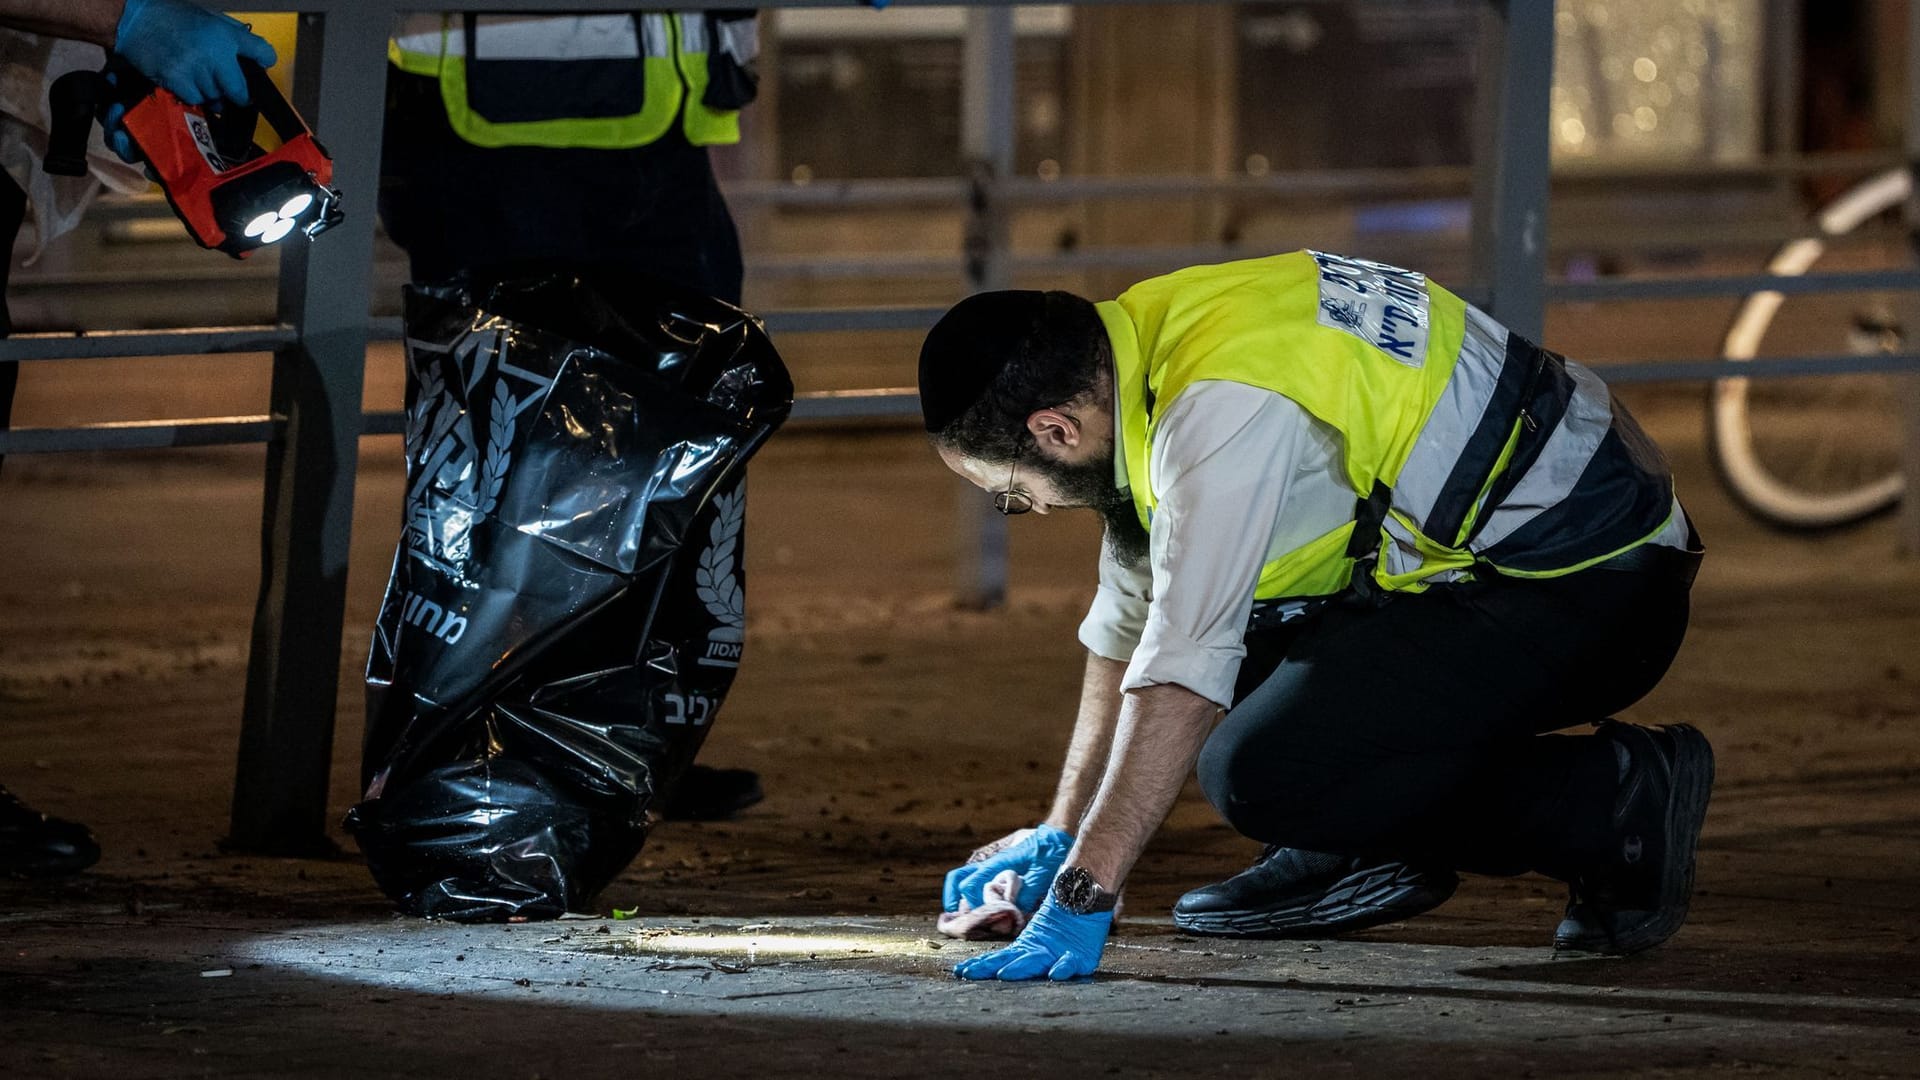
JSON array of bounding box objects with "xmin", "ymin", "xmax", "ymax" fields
[{"xmin": 1710, "ymin": 168, "xmax": 1910, "ymax": 530}]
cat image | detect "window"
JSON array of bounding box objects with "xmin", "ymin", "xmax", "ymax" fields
[
  {"xmin": 773, "ymin": 6, "xmax": 1071, "ymax": 180},
  {"xmin": 1236, "ymin": 1, "xmax": 1480, "ymax": 173}
]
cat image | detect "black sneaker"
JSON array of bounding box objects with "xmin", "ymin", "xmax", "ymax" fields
[
  {"xmin": 1173, "ymin": 846, "xmax": 1458, "ymax": 938},
  {"xmin": 1554, "ymin": 722, "xmax": 1714, "ymax": 956},
  {"xmin": 0, "ymin": 785, "xmax": 100, "ymax": 878},
  {"xmin": 662, "ymin": 764, "xmax": 764, "ymax": 822}
]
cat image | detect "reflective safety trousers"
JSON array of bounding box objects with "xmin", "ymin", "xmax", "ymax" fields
[
  {"xmin": 388, "ymin": 12, "xmax": 758, "ymax": 150},
  {"xmin": 1097, "ymin": 251, "xmax": 1677, "ymax": 606}
]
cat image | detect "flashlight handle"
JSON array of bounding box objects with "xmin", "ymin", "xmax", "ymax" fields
[
  {"xmin": 242, "ymin": 60, "xmax": 310, "ymax": 143},
  {"xmin": 45, "ymin": 70, "xmax": 105, "ymax": 177}
]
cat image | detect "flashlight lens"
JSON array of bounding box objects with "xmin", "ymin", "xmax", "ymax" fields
[
  {"xmin": 279, "ymin": 193, "xmax": 314, "ymax": 220},
  {"xmin": 243, "ymin": 212, "xmax": 280, "ymax": 239},
  {"xmin": 260, "ymin": 217, "xmax": 297, "ymax": 244}
]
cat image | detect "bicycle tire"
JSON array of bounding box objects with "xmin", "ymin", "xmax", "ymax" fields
[{"xmin": 1709, "ymin": 168, "xmax": 1908, "ymax": 530}]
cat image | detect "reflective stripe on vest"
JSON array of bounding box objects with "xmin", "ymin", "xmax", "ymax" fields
[
  {"xmin": 387, "ymin": 12, "xmax": 744, "ymax": 150},
  {"xmin": 1100, "ymin": 251, "xmax": 1675, "ymax": 604}
]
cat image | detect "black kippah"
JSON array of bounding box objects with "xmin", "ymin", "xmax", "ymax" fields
[{"xmin": 918, "ymin": 290, "xmax": 1050, "ymax": 434}]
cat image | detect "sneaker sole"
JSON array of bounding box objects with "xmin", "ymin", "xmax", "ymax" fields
[
  {"xmin": 0, "ymin": 846, "xmax": 101, "ymax": 878},
  {"xmin": 1556, "ymin": 723, "xmax": 1715, "ymax": 955},
  {"xmin": 1173, "ymin": 862, "xmax": 1458, "ymax": 939}
]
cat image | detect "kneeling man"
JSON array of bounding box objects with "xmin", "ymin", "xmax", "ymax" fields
[{"xmin": 920, "ymin": 251, "xmax": 1711, "ymax": 982}]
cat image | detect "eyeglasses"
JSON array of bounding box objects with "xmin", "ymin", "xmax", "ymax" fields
[{"xmin": 993, "ymin": 456, "xmax": 1034, "ymax": 516}]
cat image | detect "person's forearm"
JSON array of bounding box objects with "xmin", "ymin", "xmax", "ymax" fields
[
  {"xmin": 1043, "ymin": 652, "xmax": 1127, "ymax": 832},
  {"xmin": 1064, "ymin": 682, "xmax": 1220, "ymax": 891},
  {"xmin": 0, "ymin": 0, "xmax": 124, "ymax": 46}
]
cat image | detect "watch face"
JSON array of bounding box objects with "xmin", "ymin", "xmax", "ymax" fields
[{"xmin": 1055, "ymin": 868, "xmax": 1094, "ymax": 911}]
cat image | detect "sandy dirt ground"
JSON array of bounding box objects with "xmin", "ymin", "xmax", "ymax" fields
[{"xmin": 1, "ymin": 342, "xmax": 1918, "ymax": 1077}]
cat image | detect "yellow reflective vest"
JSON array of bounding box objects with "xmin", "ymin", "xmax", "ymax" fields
[
  {"xmin": 1097, "ymin": 252, "xmax": 1678, "ymax": 606},
  {"xmin": 388, "ymin": 12, "xmax": 756, "ymax": 150}
]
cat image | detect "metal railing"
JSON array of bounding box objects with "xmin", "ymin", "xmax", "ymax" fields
[{"xmin": 1, "ymin": 0, "xmax": 1917, "ymax": 854}]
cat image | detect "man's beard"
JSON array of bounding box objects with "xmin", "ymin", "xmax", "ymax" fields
[{"xmin": 1028, "ymin": 451, "xmax": 1151, "ymax": 570}]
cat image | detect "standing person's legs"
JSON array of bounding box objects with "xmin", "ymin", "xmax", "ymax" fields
[
  {"xmin": 619, "ymin": 135, "xmax": 754, "ymax": 818},
  {"xmin": 0, "ymin": 170, "xmax": 102, "ymax": 877},
  {"xmin": 379, "ymin": 77, "xmax": 760, "ymax": 820},
  {"xmin": 380, "ymin": 71, "xmax": 743, "ymax": 304}
]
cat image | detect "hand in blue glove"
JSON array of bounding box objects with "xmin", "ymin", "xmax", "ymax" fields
[
  {"xmin": 942, "ymin": 824, "xmax": 1073, "ymax": 917},
  {"xmin": 101, "ymin": 100, "xmax": 136, "ymax": 164},
  {"xmin": 953, "ymin": 894, "xmax": 1112, "ymax": 981},
  {"xmin": 113, "ymin": 0, "xmax": 278, "ymax": 108}
]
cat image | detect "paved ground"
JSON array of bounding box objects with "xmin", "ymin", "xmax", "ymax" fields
[
  {"xmin": 3, "ymin": 359, "xmax": 1919, "ymax": 1076},
  {"xmin": 5, "ymin": 910, "xmax": 1918, "ymax": 1078}
]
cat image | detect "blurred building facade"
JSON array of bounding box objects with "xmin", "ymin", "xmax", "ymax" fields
[{"xmin": 8, "ymin": 1, "xmax": 1916, "ymax": 339}]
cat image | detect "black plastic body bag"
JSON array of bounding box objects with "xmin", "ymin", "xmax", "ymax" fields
[{"xmin": 347, "ymin": 273, "xmax": 792, "ymax": 921}]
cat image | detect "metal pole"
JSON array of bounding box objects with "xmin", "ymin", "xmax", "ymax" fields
[
  {"xmin": 1468, "ymin": 0, "xmax": 1556, "ymax": 342},
  {"xmin": 229, "ymin": 8, "xmax": 391, "ymax": 853},
  {"xmin": 952, "ymin": 6, "xmax": 1016, "ymax": 609},
  {"xmin": 1767, "ymin": 0, "xmax": 1803, "ymax": 157},
  {"xmin": 1764, "ymin": 0, "xmax": 1803, "ymax": 243},
  {"xmin": 1899, "ymin": 0, "xmax": 1920, "ymax": 557}
]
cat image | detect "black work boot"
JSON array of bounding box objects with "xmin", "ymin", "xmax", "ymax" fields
[
  {"xmin": 0, "ymin": 785, "xmax": 100, "ymax": 878},
  {"xmin": 1555, "ymin": 722, "xmax": 1714, "ymax": 956},
  {"xmin": 1173, "ymin": 846, "xmax": 1458, "ymax": 938},
  {"xmin": 662, "ymin": 764, "xmax": 764, "ymax": 822}
]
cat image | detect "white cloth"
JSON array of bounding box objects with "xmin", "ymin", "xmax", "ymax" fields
[
  {"xmin": 0, "ymin": 30, "xmax": 148, "ymax": 263},
  {"xmin": 1076, "ymin": 379, "xmax": 1693, "ymax": 709},
  {"xmin": 934, "ymin": 868, "xmax": 1028, "ymax": 941}
]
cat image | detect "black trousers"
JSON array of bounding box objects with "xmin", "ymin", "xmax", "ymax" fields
[
  {"xmin": 0, "ymin": 170, "xmax": 26, "ymax": 476},
  {"xmin": 378, "ymin": 71, "xmax": 743, "ymax": 305},
  {"xmin": 1198, "ymin": 561, "xmax": 1693, "ymax": 881}
]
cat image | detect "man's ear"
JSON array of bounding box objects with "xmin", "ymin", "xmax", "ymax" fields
[{"xmin": 1026, "ymin": 407, "xmax": 1082, "ymax": 451}]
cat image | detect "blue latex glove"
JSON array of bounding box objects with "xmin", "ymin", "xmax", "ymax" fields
[
  {"xmin": 113, "ymin": 0, "xmax": 278, "ymax": 108},
  {"xmin": 942, "ymin": 824, "xmax": 1073, "ymax": 916},
  {"xmin": 953, "ymin": 895, "xmax": 1113, "ymax": 982},
  {"xmin": 101, "ymin": 101, "xmax": 135, "ymax": 164}
]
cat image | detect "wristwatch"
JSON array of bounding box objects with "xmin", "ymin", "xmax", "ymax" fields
[{"xmin": 1052, "ymin": 866, "xmax": 1119, "ymax": 915}]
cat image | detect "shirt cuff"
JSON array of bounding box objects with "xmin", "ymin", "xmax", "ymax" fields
[
  {"xmin": 1120, "ymin": 616, "xmax": 1245, "ymax": 708},
  {"xmin": 1077, "ymin": 582, "xmax": 1149, "ymax": 662}
]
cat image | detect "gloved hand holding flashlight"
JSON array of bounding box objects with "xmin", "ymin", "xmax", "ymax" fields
[
  {"xmin": 103, "ymin": 0, "xmax": 278, "ymax": 161},
  {"xmin": 114, "ymin": 0, "xmax": 277, "ymax": 106}
]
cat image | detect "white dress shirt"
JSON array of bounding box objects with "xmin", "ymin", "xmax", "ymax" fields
[{"xmin": 1077, "ymin": 379, "xmax": 1691, "ymax": 708}]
